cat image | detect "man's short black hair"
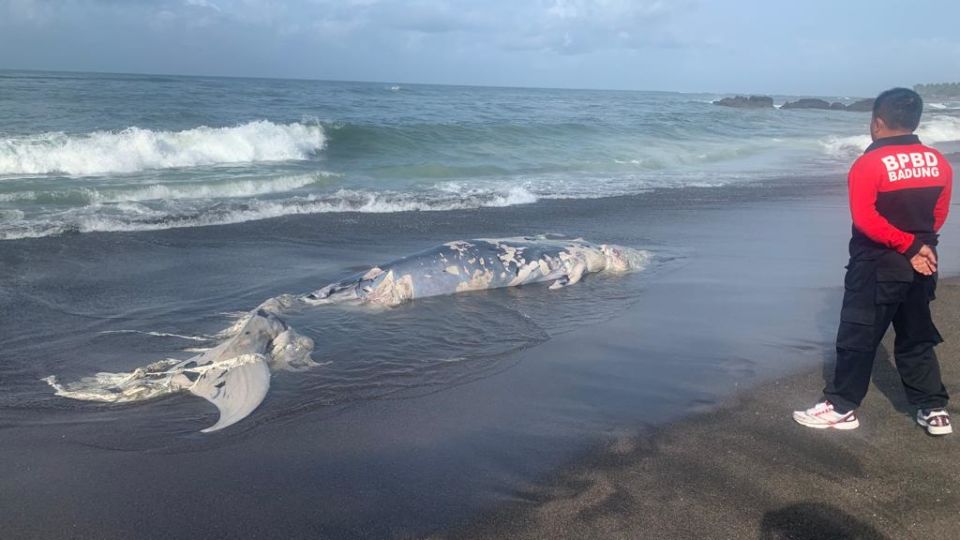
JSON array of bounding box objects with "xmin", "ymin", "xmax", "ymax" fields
[{"xmin": 873, "ymin": 88, "xmax": 923, "ymax": 131}]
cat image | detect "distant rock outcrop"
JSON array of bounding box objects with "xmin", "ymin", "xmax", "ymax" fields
[
  {"xmin": 781, "ymin": 98, "xmax": 875, "ymax": 112},
  {"xmin": 780, "ymin": 98, "xmax": 833, "ymax": 110},
  {"xmin": 713, "ymin": 95, "xmax": 774, "ymax": 108},
  {"xmin": 845, "ymin": 98, "xmax": 874, "ymax": 112},
  {"xmin": 715, "ymin": 95, "xmax": 873, "ymax": 112},
  {"xmin": 915, "ymin": 82, "xmax": 960, "ymax": 99}
]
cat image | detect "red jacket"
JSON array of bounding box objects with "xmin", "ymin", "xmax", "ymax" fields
[{"xmin": 848, "ymin": 134, "xmax": 953, "ymax": 259}]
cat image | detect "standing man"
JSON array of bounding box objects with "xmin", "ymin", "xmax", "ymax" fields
[{"xmin": 794, "ymin": 88, "xmax": 954, "ymax": 435}]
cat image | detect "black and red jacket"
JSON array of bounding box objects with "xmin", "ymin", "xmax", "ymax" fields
[{"xmin": 848, "ymin": 134, "xmax": 953, "ymax": 260}]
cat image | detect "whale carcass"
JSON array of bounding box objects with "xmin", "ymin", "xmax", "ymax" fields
[{"xmin": 45, "ymin": 237, "xmax": 650, "ymax": 432}]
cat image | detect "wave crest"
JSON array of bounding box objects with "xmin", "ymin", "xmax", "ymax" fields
[
  {"xmin": 820, "ymin": 115, "xmax": 960, "ymax": 160},
  {"xmin": 0, "ymin": 121, "xmax": 326, "ymax": 177}
]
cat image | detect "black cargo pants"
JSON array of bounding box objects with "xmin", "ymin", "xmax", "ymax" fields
[{"xmin": 823, "ymin": 251, "xmax": 948, "ymax": 413}]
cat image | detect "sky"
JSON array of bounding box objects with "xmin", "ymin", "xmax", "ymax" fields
[{"xmin": 1, "ymin": 0, "xmax": 959, "ymax": 96}]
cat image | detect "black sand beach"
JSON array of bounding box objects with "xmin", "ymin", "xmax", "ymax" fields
[
  {"xmin": 2, "ymin": 172, "xmax": 959, "ymax": 539},
  {"xmin": 450, "ymin": 278, "xmax": 960, "ymax": 540}
]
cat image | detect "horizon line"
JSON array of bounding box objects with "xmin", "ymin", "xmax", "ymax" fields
[{"xmin": 0, "ymin": 66, "xmax": 879, "ymax": 100}]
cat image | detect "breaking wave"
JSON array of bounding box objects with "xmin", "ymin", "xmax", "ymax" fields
[
  {"xmin": 927, "ymin": 102, "xmax": 960, "ymax": 111},
  {"xmin": 819, "ymin": 115, "xmax": 960, "ymax": 160},
  {"xmin": 0, "ymin": 121, "xmax": 326, "ymax": 176}
]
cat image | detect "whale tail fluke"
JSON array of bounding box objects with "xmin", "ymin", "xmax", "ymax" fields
[
  {"xmin": 43, "ymin": 354, "xmax": 274, "ymax": 433},
  {"xmin": 45, "ymin": 310, "xmax": 315, "ymax": 433}
]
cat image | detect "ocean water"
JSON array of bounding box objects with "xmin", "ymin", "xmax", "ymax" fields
[
  {"xmin": 3, "ymin": 70, "xmax": 959, "ymax": 240},
  {"xmin": 2, "ymin": 71, "xmax": 960, "ymax": 538}
]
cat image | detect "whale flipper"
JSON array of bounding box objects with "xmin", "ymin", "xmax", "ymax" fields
[{"xmin": 190, "ymin": 354, "xmax": 271, "ymax": 433}]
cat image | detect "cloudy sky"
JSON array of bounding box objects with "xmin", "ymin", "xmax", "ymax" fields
[{"xmin": 1, "ymin": 0, "xmax": 958, "ymax": 95}]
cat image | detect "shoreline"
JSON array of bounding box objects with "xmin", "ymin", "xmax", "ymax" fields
[{"xmin": 446, "ymin": 278, "xmax": 960, "ymax": 540}]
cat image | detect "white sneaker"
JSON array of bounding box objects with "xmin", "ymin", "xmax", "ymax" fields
[
  {"xmin": 793, "ymin": 400, "xmax": 860, "ymax": 430},
  {"xmin": 917, "ymin": 408, "xmax": 952, "ymax": 436}
]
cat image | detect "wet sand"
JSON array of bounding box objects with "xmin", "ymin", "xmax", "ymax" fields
[{"xmin": 450, "ymin": 278, "xmax": 960, "ymax": 540}]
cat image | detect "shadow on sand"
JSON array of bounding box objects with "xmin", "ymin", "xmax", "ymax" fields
[
  {"xmin": 759, "ymin": 502, "xmax": 888, "ymax": 540},
  {"xmin": 819, "ymin": 341, "xmax": 916, "ymax": 418}
]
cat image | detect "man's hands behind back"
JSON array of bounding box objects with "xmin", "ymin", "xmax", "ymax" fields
[{"xmin": 911, "ymin": 245, "xmax": 938, "ymax": 276}]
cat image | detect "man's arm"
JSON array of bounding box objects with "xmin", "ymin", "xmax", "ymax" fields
[
  {"xmin": 934, "ymin": 160, "xmax": 952, "ymax": 231},
  {"xmin": 848, "ymin": 158, "xmax": 923, "ymax": 258}
]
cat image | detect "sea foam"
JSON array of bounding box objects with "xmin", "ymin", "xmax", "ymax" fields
[
  {"xmin": 86, "ymin": 173, "xmax": 334, "ymax": 203},
  {"xmin": 820, "ymin": 115, "xmax": 960, "ymax": 160},
  {"xmin": 0, "ymin": 185, "xmax": 541, "ymax": 240},
  {"xmin": 0, "ymin": 173, "xmax": 334, "ymax": 204},
  {"xmin": 0, "ymin": 121, "xmax": 326, "ymax": 176}
]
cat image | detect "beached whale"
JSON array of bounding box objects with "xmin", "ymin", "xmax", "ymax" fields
[
  {"xmin": 45, "ymin": 237, "xmax": 649, "ymax": 432},
  {"xmin": 299, "ymin": 236, "xmax": 647, "ymax": 306}
]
